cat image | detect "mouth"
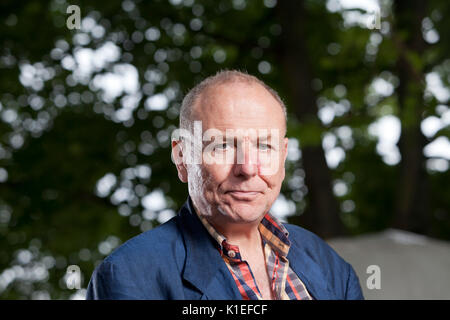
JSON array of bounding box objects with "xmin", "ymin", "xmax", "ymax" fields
[{"xmin": 225, "ymin": 190, "xmax": 262, "ymax": 200}]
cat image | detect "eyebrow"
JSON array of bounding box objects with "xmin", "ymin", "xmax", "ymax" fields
[{"xmin": 204, "ymin": 135, "xmax": 275, "ymax": 145}]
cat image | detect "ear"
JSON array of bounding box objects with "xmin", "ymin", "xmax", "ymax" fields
[
  {"xmin": 171, "ymin": 139, "xmax": 188, "ymax": 183},
  {"xmin": 282, "ymin": 137, "xmax": 289, "ymax": 163}
]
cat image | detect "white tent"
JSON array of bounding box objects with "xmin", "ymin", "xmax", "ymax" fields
[{"xmin": 327, "ymin": 229, "xmax": 450, "ymax": 299}]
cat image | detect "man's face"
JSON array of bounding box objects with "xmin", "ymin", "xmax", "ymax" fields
[{"xmin": 175, "ymin": 82, "xmax": 288, "ymax": 226}]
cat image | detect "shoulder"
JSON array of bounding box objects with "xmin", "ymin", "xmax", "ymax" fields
[
  {"xmin": 106, "ymin": 217, "xmax": 179, "ymax": 262},
  {"xmin": 104, "ymin": 215, "xmax": 182, "ymax": 265},
  {"xmin": 86, "ymin": 215, "xmax": 186, "ymax": 299}
]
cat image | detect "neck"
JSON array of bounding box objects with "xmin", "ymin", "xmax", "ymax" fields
[
  {"xmin": 208, "ymin": 216, "xmax": 266, "ymax": 263},
  {"xmin": 212, "ymin": 218, "xmax": 262, "ymax": 248}
]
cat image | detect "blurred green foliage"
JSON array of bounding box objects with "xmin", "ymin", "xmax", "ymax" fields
[{"xmin": 0, "ymin": 0, "xmax": 448, "ymax": 299}]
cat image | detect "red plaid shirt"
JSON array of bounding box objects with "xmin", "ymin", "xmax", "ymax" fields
[{"xmin": 196, "ymin": 211, "xmax": 313, "ymax": 300}]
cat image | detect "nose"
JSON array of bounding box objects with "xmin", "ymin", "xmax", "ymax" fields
[{"xmin": 233, "ymin": 141, "xmax": 259, "ymax": 178}]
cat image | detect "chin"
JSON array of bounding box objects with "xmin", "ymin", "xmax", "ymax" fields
[{"xmin": 227, "ymin": 202, "xmax": 267, "ymax": 223}]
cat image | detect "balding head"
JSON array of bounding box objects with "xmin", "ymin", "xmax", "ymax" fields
[{"xmin": 180, "ymin": 70, "xmax": 287, "ymax": 135}]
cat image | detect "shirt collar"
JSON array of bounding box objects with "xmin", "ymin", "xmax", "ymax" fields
[{"xmin": 194, "ymin": 206, "xmax": 291, "ymax": 258}]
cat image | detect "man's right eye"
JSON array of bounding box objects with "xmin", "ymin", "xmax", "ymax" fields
[{"xmin": 214, "ymin": 143, "xmax": 230, "ymax": 151}]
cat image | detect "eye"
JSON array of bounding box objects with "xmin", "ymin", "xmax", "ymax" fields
[
  {"xmin": 214, "ymin": 143, "xmax": 231, "ymax": 151},
  {"xmin": 258, "ymin": 143, "xmax": 271, "ymax": 151}
]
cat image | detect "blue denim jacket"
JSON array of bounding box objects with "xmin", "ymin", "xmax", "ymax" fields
[{"xmin": 86, "ymin": 197, "xmax": 364, "ymax": 300}]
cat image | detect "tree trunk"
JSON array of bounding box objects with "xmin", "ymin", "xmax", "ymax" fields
[
  {"xmin": 276, "ymin": 0, "xmax": 344, "ymax": 238},
  {"xmin": 392, "ymin": 0, "xmax": 431, "ymax": 234}
]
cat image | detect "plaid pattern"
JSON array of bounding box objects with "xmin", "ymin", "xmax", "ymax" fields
[{"xmin": 196, "ymin": 211, "xmax": 313, "ymax": 300}]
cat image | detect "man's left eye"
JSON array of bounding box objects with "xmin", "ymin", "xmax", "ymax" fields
[
  {"xmin": 258, "ymin": 143, "xmax": 271, "ymax": 151},
  {"xmin": 214, "ymin": 143, "xmax": 230, "ymax": 151}
]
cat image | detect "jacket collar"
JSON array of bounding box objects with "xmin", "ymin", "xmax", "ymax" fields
[{"xmin": 177, "ymin": 196, "xmax": 242, "ymax": 299}]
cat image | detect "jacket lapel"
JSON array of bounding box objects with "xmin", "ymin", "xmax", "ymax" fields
[
  {"xmin": 287, "ymin": 242, "xmax": 337, "ymax": 300},
  {"xmin": 177, "ymin": 197, "xmax": 242, "ymax": 300}
]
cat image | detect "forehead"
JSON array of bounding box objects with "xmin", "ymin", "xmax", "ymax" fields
[{"xmin": 192, "ymin": 82, "xmax": 286, "ymax": 134}]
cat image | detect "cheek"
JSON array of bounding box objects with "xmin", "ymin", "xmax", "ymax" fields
[
  {"xmin": 261, "ymin": 174, "xmax": 283, "ymax": 191},
  {"xmin": 199, "ymin": 164, "xmax": 232, "ymax": 192},
  {"xmin": 208, "ymin": 163, "xmax": 233, "ymax": 180},
  {"xmin": 260, "ymin": 156, "xmax": 286, "ymax": 185},
  {"xmin": 258, "ymin": 150, "xmax": 287, "ymax": 176}
]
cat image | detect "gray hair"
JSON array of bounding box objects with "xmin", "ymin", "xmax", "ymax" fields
[{"xmin": 179, "ymin": 70, "xmax": 287, "ymax": 132}]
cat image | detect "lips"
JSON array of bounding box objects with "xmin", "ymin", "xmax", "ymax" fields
[{"xmin": 226, "ymin": 190, "xmax": 262, "ymax": 200}]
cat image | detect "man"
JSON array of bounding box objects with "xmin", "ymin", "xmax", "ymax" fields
[{"xmin": 86, "ymin": 70, "xmax": 364, "ymax": 300}]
